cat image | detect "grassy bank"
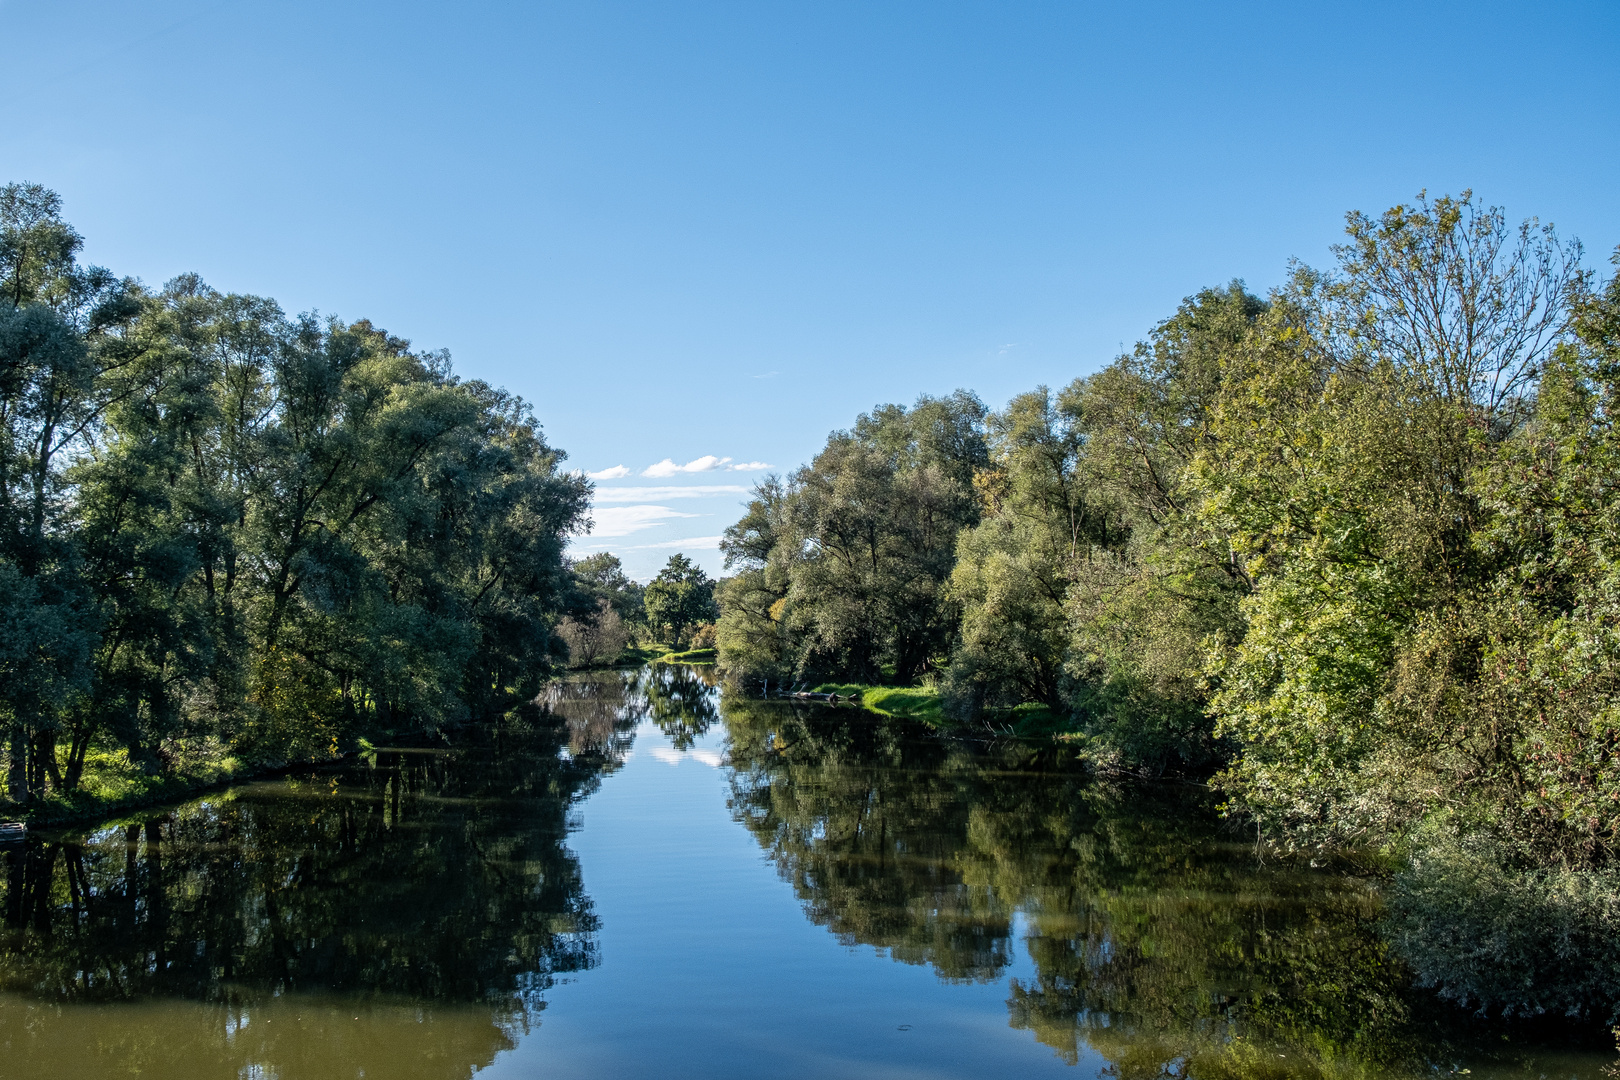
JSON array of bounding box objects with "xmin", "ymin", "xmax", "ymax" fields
[
  {"xmin": 810, "ymin": 683, "xmax": 946, "ymax": 724},
  {"xmin": 5, "ymin": 747, "xmax": 257, "ymax": 827},
  {"xmin": 654, "ymin": 646, "xmax": 717, "ymax": 664},
  {"xmin": 808, "ymin": 683, "xmax": 1068, "ymax": 737}
]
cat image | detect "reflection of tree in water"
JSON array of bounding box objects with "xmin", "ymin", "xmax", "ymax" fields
[
  {"xmin": 726, "ymin": 698, "xmax": 1014, "ymax": 982},
  {"xmin": 0, "ymin": 701, "xmax": 631, "ymax": 1080},
  {"xmin": 540, "ymin": 668, "xmax": 648, "ymax": 760},
  {"xmin": 637, "ymin": 664, "xmax": 720, "ymax": 750},
  {"xmin": 722, "ymin": 696, "xmax": 1594, "ymax": 1076}
]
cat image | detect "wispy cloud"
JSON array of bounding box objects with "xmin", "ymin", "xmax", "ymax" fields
[
  {"xmin": 593, "ymin": 485, "xmax": 748, "ymax": 503},
  {"xmin": 586, "ymin": 465, "xmax": 631, "ymax": 480},
  {"xmin": 728, "ymin": 461, "xmax": 771, "ymax": 472},
  {"xmin": 751, "ymin": 370, "xmax": 781, "ymax": 380},
  {"xmin": 588, "ymin": 505, "xmax": 700, "ymax": 538},
  {"xmin": 626, "ymin": 535, "xmax": 724, "ymax": 550}
]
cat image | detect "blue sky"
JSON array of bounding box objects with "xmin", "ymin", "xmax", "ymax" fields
[{"xmin": 4, "ymin": 0, "xmax": 1617, "ymax": 579}]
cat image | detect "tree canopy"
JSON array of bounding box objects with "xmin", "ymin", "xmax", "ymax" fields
[
  {"xmin": 0, "ymin": 183, "xmax": 589, "ymax": 805},
  {"xmin": 717, "ymin": 191, "xmax": 1613, "ymax": 899}
]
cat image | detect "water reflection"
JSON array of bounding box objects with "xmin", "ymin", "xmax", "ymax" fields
[
  {"xmin": 722, "ymin": 693, "xmax": 1610, "ymax": 1076},
  {"xmin": 0, "ymin": 670, "xmax": 1610, "ymax": 1079},
  {"xmin": 642, "ymin": 663, "xmax": 721, "ymax": 750},
  {"xmin": 0, "ymin": 683, "xmax": 639, "ymax": 1079}
]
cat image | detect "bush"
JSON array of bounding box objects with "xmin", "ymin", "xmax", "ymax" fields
[
  {"xmin": 557, "ymin": 600, "xmax": 630, "ymax": 668},
  {"xmin": 1385, "ymin": 831, "xmax": 1620, "ymax": 1021}
]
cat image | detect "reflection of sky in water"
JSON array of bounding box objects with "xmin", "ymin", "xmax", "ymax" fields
[{"xmin": 483, "ymin": 708, "xmax": 1070, "ymax": 1080}]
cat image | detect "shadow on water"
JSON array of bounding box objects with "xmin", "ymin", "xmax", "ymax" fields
[
  {"xmin": 0, "ymin": 670, "xmax": 642, "ymax": 1080},
  {"xmin": 721, "ymin": 692, "xmax": 1616, "ymax": 1078}
]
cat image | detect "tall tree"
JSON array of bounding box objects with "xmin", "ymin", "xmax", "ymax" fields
[{"xmin": 643, "ymin": 554, "xmax": 718, "ymax": 650}]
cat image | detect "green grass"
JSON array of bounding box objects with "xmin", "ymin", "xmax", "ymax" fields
[
  {"xmin": 810, "ymin": 682, "xmax": 946, "ymax": 724},
  {"xmin": 10, "ymin": 746, "xmax": 250, "ymax": 826},
  {"xmin": 652, "ymin": 646, "xmax": 717, "ymax": 664},
  {"xmin": 805, "ymin": 684, "xmax": 1078, "ymax": 737}
]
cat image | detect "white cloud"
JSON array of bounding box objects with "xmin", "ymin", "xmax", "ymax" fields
[
  {"xmin": 636, "ymin": 456, "xmax": 771, "ymax": 478},
  {"xmin": 593, "ymin": 485, "xmax": 748, "ymax": 503},
  {"xmin": 625, "ymin": 535, "xmax": 724, "ymax": 550},
  {"xmin": 642, "ymin": 455, "xmax": 730, "ymax": 477},
  {"xmin": 586, "ymin": 465, "xmax": 631, "ymax": 480},
  {"xmin": 588, "ymin": 505, "xmax": 700, "ymax": 538}
]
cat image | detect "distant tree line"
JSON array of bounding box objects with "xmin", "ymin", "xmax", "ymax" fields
[
  {"xmin": 717, "ymin": 192, "xmax": 1620, "ymax": 880},
  {"xmin": 554, "ymin": 551, "xmax": 717, "ymax": 667},
  {"xmin": 0, "ymin": 183, "xmax": 591, "ymax": 805}
]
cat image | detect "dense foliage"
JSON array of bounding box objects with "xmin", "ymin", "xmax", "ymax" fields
[
  {"xmin": 718, "ymin": 190, "xmax": 1620, "ymax": 1006},
  {"xmin": 0, "ymin": 183, "xmax": 589, "ymax": 805},
  {"xmin": 642, "ymin": 553, "xmax": 718, "ymax": 650}
]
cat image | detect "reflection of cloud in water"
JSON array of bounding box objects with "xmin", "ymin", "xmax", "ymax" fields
[{"xmin": 649, "ymin": 747, "xmax": 725, "ymax": 767}]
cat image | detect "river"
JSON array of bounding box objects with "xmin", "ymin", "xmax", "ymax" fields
[{"xmin": 0, "ymin": 666, "xmax": 1608, "ymax": 1078}]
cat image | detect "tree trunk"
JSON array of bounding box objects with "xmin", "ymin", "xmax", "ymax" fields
[
  {"xmin": 63, "ymin": 725, "xmax": 92, "ymax": 791},
  {"xmin": 6, "ymin": 729, "xmax": 27, "ymax": 806},
  {"xmin": 33, "ymin": 730, "xmax": 62, "ymax": 792}
]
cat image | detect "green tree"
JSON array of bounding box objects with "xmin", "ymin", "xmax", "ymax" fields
[
  {"xmin": 643, "ymin": 554, "xmax": 718, "ymax": 649},
  {"xmin": 717, "ymin": 392, "xmax": 986, "ymax": 686},
  {"xmin": 0, "ymin": 184, "xmax": 589, "ymax": 802},
  {"xmin": 715, "ymin": 477, "xmax": 793, "ymax": 687},
  {"xmin": 947, "ymin": 386, "xmax": 1096, "ymax": 712},
  {"xmin": 1058, "ymin": 283, "xmax": 1263, "ymax": 770},
  {"xmin": 571, "ymin": 551, "xmax": 645, "ymax": 624},
  {"xmin": 1200, "ymin": 193, "xmax": 1587, "ymax": 852},
  {"xmin": 0, "ymin": 183, "xmax": 138, "ymax": 801}
]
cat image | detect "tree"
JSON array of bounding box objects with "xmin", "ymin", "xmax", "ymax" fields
[
  {"xmin": 1201, "ymin": 193, "xmax": 1587, "ymax": 852},
  {"xmin": 557, "ymin": 600, "xmax": 629, "ymax": 668},
  {"xmin": 716, "ymin": 477, "xmax": 793, "ymax": 687},
  {"xmin": 0, "ymin": 183, "xmax": 589, "ymax": 802},
  {"xmin": 643, "ymin": 554, "xmax": 717, "ymax": 649},
  {"xmin": 570, "ymin": 552, "xmax": 645, "ymax": 624},
  {"xmin": 948, "ymin": 386, "xmax": 1096, "ymax": 712},
  {"xmin": 1057, "ymin": 283, "xmax": 1263, "ymax": 770},
  {"xmin": 716, "ymin": 392, "xmax": 986, "ymax": 686},
  {"xmin": 0, "ymin": 183, "xmax": 137, "ymax": 800}
]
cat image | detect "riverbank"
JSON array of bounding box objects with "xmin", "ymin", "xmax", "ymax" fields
[
  {"xmin": 807, "ymin": 682, "xmax": 1067, "ymax": 736},
  {"xmin": 654, "ymin": 646, "xmax": 717, "ymax": 664},
  {"xmin": 5, "ymin": 748, "xmax": 256, "ymax": 828}
]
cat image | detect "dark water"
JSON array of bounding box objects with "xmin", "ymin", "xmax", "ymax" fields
[{"xmin": 0, "ymin": 666, "xmax": 1609, "ymax": 1079}]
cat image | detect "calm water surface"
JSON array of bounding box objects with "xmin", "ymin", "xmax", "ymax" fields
[{"xmin": 0, "ymin": 667, "xmax": 1609, "ymax": 1079}]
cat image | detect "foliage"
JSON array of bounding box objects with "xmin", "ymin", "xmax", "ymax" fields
[
  {"xmin": 0, "ymin": 184, "xmax": 588, "ymax": 806},
  {"xmin": 569, "ymin": 551, "xmax": 645, "ymax": 624},
  {"xmin": 947, "ymin": 386, "xmax": 1093, "ymax": 713},
  {"xmin": 1386, "ymin": 829, "xmax": 1620, "ymax": 1022},
  {"xmin": 717, "ymin": 392, "xmax": 987, "ymax": 687},
  {"xmin": 642, "ymin": 554, "xmax": 718, "ymax": 650},
  {"xmin": 714, "ymin": 188, "xmax": 1620, "ymax": 1011},
  {"xmin": 1202, "ymin": 193, "xmax": 1589, "ymax": 858},
  {"xmin": 557, "ymin": 599, "xmax": 630, "ymax": 668}
]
